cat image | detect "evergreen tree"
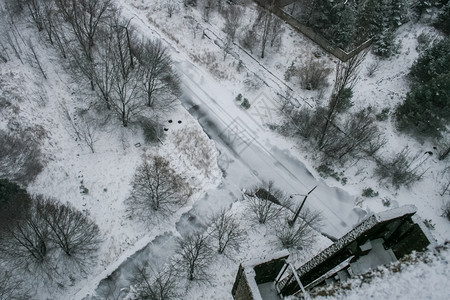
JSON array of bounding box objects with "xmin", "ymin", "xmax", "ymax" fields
[
  {"xmin": 434, "ymin": 3, "xmax": 450, "ymax": 35},
  {"xmin": 396, "ymin": 37, "xmax": 450, "ymax": 138}
]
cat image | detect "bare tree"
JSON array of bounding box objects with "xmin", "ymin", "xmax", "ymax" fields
[
  {"xmin": 166, "ymin": 0, "xmax": 177, "ymax": 18},
  {"xmin": 135, "ymin": 39, "xmax": 180, "ymax": 111},
  {"xmin": 210, "ymin": 209, "xmax": 245, "ymax": 255},
  {"xmin": 319, "ymin": 108, "xmax": 385, "ymax": 162},
  {"xmin": 223, "ymin": 5, "xmax": 242, "ymax": 41},
  {"xmin": 36, "ymin": 197, "xmax": 101, "ymax": 261},
  {"xmin": 127, "ymin": 155, "xmax": 191, "ymax": 222},
  {"xmin": 55, "ymin": 0, "xmax": 114, "ymax": 89},
  {"xmin": 275, "ymin": 208, "xmax": 322, "ymax": 250},
  {"xmin": 202, "ymin": 0, "xmax": 214, "ymax": 22},
  {"xmin": 27, "ymin": 39, "xmax": 47, "ymax": 79},
  {"xmin": 245, "ymin": 180, "xmax": 288, "ymax": 224},
  {"xmin": 60, "ymin": 102, "xmax": 98, "ymax": 153},
  {"xmin": 107, "ymin": 17, "xmax": 145, "ymax": 127},
  {"xmin": 0, "ymin": 198, "xmax": 49, "ymax": 268},
  {"xmin": 255, "ymin": 5, "xmax": 273, "ymax": 59},
  {"xmin": 25, "ymin": 0, "xmax": 45, "ymax": 31},
  {"xmin": 0, "ymin": 269, "xmax": 30, "ymax": 300},
  {"xmin": 131, "ymin": 262, "xmax": 180, "ymax": 300},
  {"xmin": 318, "ymin": 51, "xmax": 367, "ymax": 147},
  {"xmin": 176, "ymin": 233, "xmax": 213, "ymax": 281},
  {"xmin": 253, "ymin": 2, "xmax": 283, "ymax": 58}
]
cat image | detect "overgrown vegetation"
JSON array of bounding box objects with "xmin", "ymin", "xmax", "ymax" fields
[{"xmin": 0, "ymin": 130, "xmax": 43, "ymax": 186}]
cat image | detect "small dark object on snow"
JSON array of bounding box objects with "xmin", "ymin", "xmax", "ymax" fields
[
  {"xmin": 168, "ymin": 120, "xmax": 173, "ymax": 123},
  {"xmin": 178, "ymin": 120, "xmax": 182, "ymax": 124},
  {"xmin": 425, "ymin": 151, "xmax": 433, "ymax": 155},
  {"xmin": 164, "ymin": 128, "xmax": 169, "ymax": 131},
  {"xmin": 135, "ymin": 143, "xmax": 141, "ymax": 148}
]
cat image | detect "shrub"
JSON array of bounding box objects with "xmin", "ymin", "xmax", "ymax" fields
[
  {"xmin": 284, "ymin": 62, "xmax": 296, "ymax": 81},
  {"xmin": 317, "ymin": 164, "xmax": 341, "ymax": 181},
  {"xmin": 245, "ymin": 181, "xmax": 288, "ymax": 224},
  {"xmin": 375, "ymin": 148, "xmax": 424, "ymax": 188},
  {"xmin": 140, "ymin": 117, "xmax": 164, "ymax": 144},
  {"xmin": 275, "ymin": 208, "xmax": 322, "ymax": 250},
  {"xmin": 235, "ymin": 93, "xmax": 243, "ymax": 101},
  {"xmin": 376, "ymin": 108, "xmax": 390, "ymax": 121},
  {"xmin": 366, "ymin": 60, "xmax": 380, "ymax": 77},
  {"xmin": 442, "ymin": 202, "xmax": 450, "ymax": 221},
  {"xmin": 298, "ymin": 59, "xmax": 331, "ymax": 90},
  {"xmin": 362, "ymin": 187, "xmax": 379, "ymax": 197},
  {"xmin": 241, "ymin": 98, "xmax": 251, "ymax": 109}
]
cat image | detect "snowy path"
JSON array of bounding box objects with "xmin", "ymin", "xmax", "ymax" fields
[{"xmin": 71, "ymin": 2, "xmax": 366, "ymax": 298}]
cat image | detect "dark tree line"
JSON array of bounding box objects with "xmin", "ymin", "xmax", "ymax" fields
[
  {"xmin": 288, "ymin": 0, "xmax": 409, "ymax": 53},
  {"xmin": 396, "ymin": 37, "xmax": 450, "ymax": 141},
  {"xmin": 0, "ymin": 180, "xmax": 101, "ymax": 279}
]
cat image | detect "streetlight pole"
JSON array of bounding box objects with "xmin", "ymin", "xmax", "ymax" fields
[{"xmin": 288, "ymin": 185, "xmax": 317, "ymax": 227}]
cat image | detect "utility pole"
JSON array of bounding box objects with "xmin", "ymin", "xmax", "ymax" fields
[{"xmin": 288, "ymin": 185, "xmax": 317, "ymax": 227}]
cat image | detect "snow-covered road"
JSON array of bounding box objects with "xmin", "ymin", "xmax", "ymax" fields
[{"xmin": 176, "ymin": 58, "xmax": 365, "ymax": 239}]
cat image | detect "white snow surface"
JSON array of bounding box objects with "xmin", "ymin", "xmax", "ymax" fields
[{"xmin": 0, "ymin": 0, "xmax": 449, "ymax": 299}]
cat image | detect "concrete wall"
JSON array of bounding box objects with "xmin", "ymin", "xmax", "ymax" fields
[
  {"xmin": 232, "ymin": 265, "xmax": 256, "ymax": 300},
  {"xmin": 232, "ymin": 251, "xmax": 289, "ymax": 300},
  {"xmin": 252, "ymin": 0, "xmax": 373, "ymax": 62}
]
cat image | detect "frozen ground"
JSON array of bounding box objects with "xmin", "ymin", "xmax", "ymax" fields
[{"xmin": 0, "ymin": 0, "xmax": 448, "ymax": 299}]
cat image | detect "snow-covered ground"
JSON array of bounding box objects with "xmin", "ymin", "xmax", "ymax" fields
[{"xmin": 0, "ymin": 0, "xmax": 449, "ymax": 299}]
